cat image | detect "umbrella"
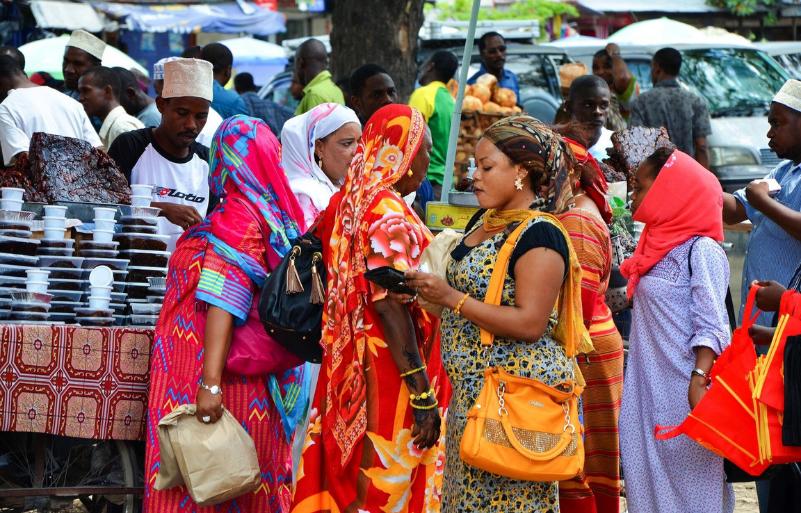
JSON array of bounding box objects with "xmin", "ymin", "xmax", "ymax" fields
[
  {"xmin": 699, "ymin": 27, "xmax": 753, "ymax": 46},
  {"xmin": 19, "ymin": 35, "xmax": 149, "ymax": 80},
  {"xmin": 220, "ymin": 37, "xmax": 288, "ymax": 86},
  {"xmin": 544, "ymin": 35, "xmax": 605, "ymax": 48},
  {"xmin": 609, "ymin": 17, "xmax": 704, "ymax": 46}
]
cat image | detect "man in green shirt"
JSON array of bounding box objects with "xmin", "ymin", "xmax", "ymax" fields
[
  {"xmin": 294, "ymin": 38, "xmax": 344, "ymax": 115},
  {"xmin": 409, "ymin": 50, "xmax": 458, "ymax": 210}
]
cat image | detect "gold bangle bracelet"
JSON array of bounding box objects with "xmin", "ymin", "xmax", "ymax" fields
[
  {"xmin": 399, "ymin": 364, "xmax": 427, "ymax": 378},
  {"xmin": 453, "ymin": 293, "xmax": 470, "ymax": 316}
]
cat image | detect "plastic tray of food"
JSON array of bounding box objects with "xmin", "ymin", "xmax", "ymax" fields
[
  {"xmin": 36, "ymin": 247, "xmax": 75, "ymax": 257},
  {"xmin": 10, "ymin": 311, "xmax": 48, "ymax": 322},
  {"xmin": 11, "ymin": 301, "xmax": 51, "ymax": 313},
  {"xmin": 0, "ymin": 210, "xmax": 35, "ymax": 226},
  {"xmin": 0, "ymin": 275, "xmax": 27, "ymax": 286},
  {"xmin": 146, "ymin": 295, "xmax": 164, "ymax": 303},
  {"xmin": 114, "ymin": 233, "xmax": 169, "ymax": 252},
  {"xmin": 0, "ymin": 235, "xmax": 40, "ymax": 256},
  {"xmin": 82, "ymin": 257, "xmax": 129, "ymax": 271},
  {"xmin": 0, "ymin": 308, "xmax": 10, "ymax": 320},
  {"xmin": 75, "ymin": 307, "xmax": 114, "ymax": 318},
  {"xmin": 49, "ymin": 289, "xmax": 84, "ymax": 302},
  {"xmin": 111, "ymin": 291, "xmax": 127, "ymax": 302},
  {"xmin": 49, "ymin": 312, "xmax": 76, "ymax": 323},
  {"xmin": 76, "ymin": 317, "xmax": 114, "ymax": 327},
  {"xmin": 10, "ymin": 291, "xmax": 52, "ymax": 304},
  {"xmin": 129, "ymin": 302, "xmax": 162, "ymax": 315},
  {"xmin": 129, "ymin": 314, "xmax": 158, "ymax": 326},
  {"xmin": 78, "ymin": 241, "xmax": 119, "ymax": 252},
  {"xmin": 78, "ymin": 249, "xmax": 119, "ymax": 259},
  {"xmin": 127, "ymin": 266, "xmax": 167, "ymax": 282},
  {"xmin": 0, "ymin": 263, "xmax": 33, "ymax": 278},
  {"xmin": 109, "ymin": 302, "xmax": 126, "ymax": 312},
  {"xmin": 40, "ymin": 266, "xmax": 83, "ymax": 280},
  {"xmin": 126, "ymin": 282, "xmax": 150, "ymax": 300},
  {"xmin": 120, "ymin": 249, "xmax": 170, "ymax": 267},
  {"xmin": 37, "ymin": 256, "xmax": 84, "ymax": 269},
  {"xmin": 40, "ymin": 239, "xmax": 75, "ymax": 249},
  {"xmin": 0, "ymin": 297, "xmax": 12, "ymax": 308},
  {"xmin": 0, "ymin": 252, "xmax": 38, "ymax": 265},
  {"xmin": 118, "ymin": 206, "xmax": 161, "ymax": 220},
  {"xmin": 0, "ymin": 229, "xmax": 32, "ymax": 238},
  {"xmin": 50, "ymin": 300, "xmax": 81, "ymax": 313},
  {"xmin": 49, "ymin": 278, "xmax": 84, "ymax": 291}
]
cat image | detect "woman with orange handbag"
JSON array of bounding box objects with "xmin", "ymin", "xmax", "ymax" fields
[
  {"xmin": 406, "ymin": 116, "xmax": 587, "ymax": 513},
  {"xmin": 619, "ymin": 147, "xmax": 733, "ymax": 512}
]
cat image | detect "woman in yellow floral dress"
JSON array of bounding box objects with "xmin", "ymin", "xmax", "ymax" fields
[{"xmin": 290, "ymin": 104, "xmax": 450, "ymax": 513}]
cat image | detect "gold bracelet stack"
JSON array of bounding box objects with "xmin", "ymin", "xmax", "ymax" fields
[
  {"xmin": 399, "ymin": 364, "xmax": 427, "ymax": 378},
  {"xmin": 453, "ymin": 292, "xmax": 470, "ymax": 316}
]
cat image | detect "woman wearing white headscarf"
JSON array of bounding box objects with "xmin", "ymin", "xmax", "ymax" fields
[{"xmin": 280, "ymin": 102, "xmax": 361, "ymax": 226}]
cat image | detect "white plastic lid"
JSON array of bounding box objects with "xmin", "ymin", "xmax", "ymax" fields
[{"xmin": 89, "ymin": 265, "xmax": 114, "ymax": 287}]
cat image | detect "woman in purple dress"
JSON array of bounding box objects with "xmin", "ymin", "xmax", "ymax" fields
[{"xmin": 619, "ymin": 148, "xmax": 734, "ymax": 513}]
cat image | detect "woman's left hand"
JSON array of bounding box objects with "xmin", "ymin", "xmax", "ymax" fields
[
  {"xmin": 404, "ymin": 271, "xmax": 460, "ymax": 308},
  {"xmin": 688, "ymin": 376, "xmax": 708, "ymax": 409}
]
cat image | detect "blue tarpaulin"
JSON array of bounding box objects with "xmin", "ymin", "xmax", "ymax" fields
[{"xmin": 93, "ymin": 2, "xmax": 286, "ymax": 35}]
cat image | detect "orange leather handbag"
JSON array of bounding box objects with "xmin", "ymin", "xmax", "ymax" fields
[{"xmin": 459, "ymin": 213, "xmax": 585, "ymax": 481}]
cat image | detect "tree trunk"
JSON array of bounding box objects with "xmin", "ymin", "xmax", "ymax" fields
[{"xmin": 330, "ymin": 0, "xmax": 426, "ymax": 101}]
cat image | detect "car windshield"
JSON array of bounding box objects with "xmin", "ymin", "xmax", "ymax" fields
[
  {"xmin": 773, "ymin": 52, "xmax": 801, "ymax": 80},
  {"xmin": 679, "ymin": 48, "xmax": 788, "ymax": 117},
  {"xmin": 467, "ymin": 51, "xmax": 569, "ymax": 98}
]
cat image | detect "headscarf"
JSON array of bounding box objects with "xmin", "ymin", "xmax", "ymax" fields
[
  {"xmin": 280, "ymin": 103, "xmax": 361, "ymax": 216},
  {"xmin": 479, "ymin": 116, "xmax": 593, "ymax": 356},
  {"xmin": 620, "ymin": 149, "xmax": 724, "ymax": 299},
  {"xmin": 203, "ymin": 115, "xmax": 308, "ymax": 440},
  {"xmin": 323, "ymin": 104, "xmax": 427, "ymax": 466},
  {"xmin": 562, "ymin": 136, "xmax": 613, "ymax": 224},
  {"xmin": 481, "ymin": 115, "xmax": 575, "ymax": 230}
]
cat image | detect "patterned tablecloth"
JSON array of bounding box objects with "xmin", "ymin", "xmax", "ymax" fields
[{"xmin": 0, "ymin": 324, "xmax": 153, "ymax": 441}]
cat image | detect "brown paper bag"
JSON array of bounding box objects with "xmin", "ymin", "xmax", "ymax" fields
[{"xmin": 154, "ymin": 404, "xmax": 260, "ymax": 507}]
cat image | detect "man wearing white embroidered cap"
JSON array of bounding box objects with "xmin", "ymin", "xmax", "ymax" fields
[
  {"xmin": 153, "ymin": 57, "xmax": 223, "ymax": 148},
  {"xmin": 63, "ymin": 29, "xmax": 106, "ymax": 99},
  {"xmin": 108, "ymin": 58, "xmax": 213, "ymax": 251}
]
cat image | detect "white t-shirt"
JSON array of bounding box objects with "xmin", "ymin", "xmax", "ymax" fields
[
  {"xmin": 196, "ymin": 107, "xmax": 223, "ymax": 148},
  {"xmin": 0, "ymin": 86, "xmax": 102, "ymax": 165},
  {"xmin": 107, "ymin": 128, "xmax": 210, "ymax": 251}
]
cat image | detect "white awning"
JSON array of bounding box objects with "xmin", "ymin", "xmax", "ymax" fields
[
  {"xmin": 577, "ymin": 0, "xmax": 722, "ymax": 13},
  {"xmin": 30, "ymin": 0, "xmax": 106, "ymax": 33}
]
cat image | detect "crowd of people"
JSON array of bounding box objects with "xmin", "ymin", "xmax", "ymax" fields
[{"xmin": 0, "ymin": 27, "xmax": 800, "ymax": 513}]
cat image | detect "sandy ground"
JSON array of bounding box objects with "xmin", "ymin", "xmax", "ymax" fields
[{"xmin": 620, "ymin": 482, "xmax": 759, "ymax": 512}]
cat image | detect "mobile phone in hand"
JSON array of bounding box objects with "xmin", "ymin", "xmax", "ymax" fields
[{"xmin": 364, "ymin": 266, "xmax": 416, "ymax": 295}]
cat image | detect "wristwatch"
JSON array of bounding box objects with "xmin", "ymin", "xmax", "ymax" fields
[
  {"xmin": 691, "ymin": 368, "xmax": 710, "ymax": 383},
  {"xmin": 200, "ymin": 380, "xmax": 222, "ymax": 395}
]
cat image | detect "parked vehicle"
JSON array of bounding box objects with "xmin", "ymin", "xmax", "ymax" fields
[
  {"xmin": 257, "ymin": 70, "xmax": 298, "ymax": 113},
  {"xmin": 556, "ymin": 43, "xmax": 790, "ymax": 192},
  {"xmin": 756, "ymin": 41, "xmax": 801, "ymax": 80}
]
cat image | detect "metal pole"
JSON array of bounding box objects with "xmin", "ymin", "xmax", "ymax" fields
[{"xmin": 439, "ymin": 0, "xmax": 481, "ymax": 202}]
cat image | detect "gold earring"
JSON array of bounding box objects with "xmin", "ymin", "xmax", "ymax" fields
[
  {"xmin": 407, "ymin": 170, "xmax": 414, "ymax": 177},
  {"xmin": 514, "ymin": 176, "xmax": 524, "ymax": 191},
  {"xmin": 317, "ymin": 154, "xmax": 323, "ymax": 168}
]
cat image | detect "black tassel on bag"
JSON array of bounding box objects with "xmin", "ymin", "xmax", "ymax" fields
[{"xmin": 783, "ymin": 335, "xmax": 801, "ymax": 446}]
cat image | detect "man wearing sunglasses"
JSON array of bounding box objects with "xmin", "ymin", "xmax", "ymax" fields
[{"xmin": 467, "ymin": 31, "xmax": 520, "ymax": 102}]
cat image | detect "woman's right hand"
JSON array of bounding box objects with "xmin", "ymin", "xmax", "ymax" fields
[
  {"xmin": 196, "ymin": 387, "xmax": 223, "ymax": 424},
  {"xmin": 411, "ymin": 408, "xmax": 441, "ymax": 449}
]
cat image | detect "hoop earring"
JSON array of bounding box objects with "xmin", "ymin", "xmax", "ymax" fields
[{"xmin": 514, "ymin": 176, "xmax": 524, "ymax": 191}]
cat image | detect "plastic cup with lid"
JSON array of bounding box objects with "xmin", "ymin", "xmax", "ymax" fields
[
  {"xmin": 131, "ymin": 195, "xmax": 152, "ymax": 208},
  {"xmin": 89, "ymin": 265, "xmax": 114, "ymax": 288},
  {"xmin": 1, "ymin": 188, "xmax": 24, "ymax": 202},
  {"xmin": 94, "ymin": 219, "xmax": 116, "ymax": 232},
  {"xmin": 130, "ymin": 184, "xmax": 154, "ymax": 198},
  {"xmin": 43, "ymin": 228, "xmax": 65, "ymax": 241},
  {"xmin": 93, "ymin": 229, "xmax": 114, "ymax": 243},
  {"xmin": 43, "ymin": 205, "xmax": 68, "ymax": 218},
  {"xmin": 1, "ymin": 199, "xmax": 23, "ymax": 212},
  {"xmin": 88, "ymin": 295, "xmax": 111, "ymax": 310},
  {"xmin": 93, "ymin": 207, "xmax": 117, "ymax": 222},
  {"xmin": 43, "ymin": 216, "xmax": 67, "ymax": 230},
  {"xmin": 27, "ymin": 269, "xmax": 50, "ymax": 282}
]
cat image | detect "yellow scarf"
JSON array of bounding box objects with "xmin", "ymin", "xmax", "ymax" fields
[{"xmin": 482, "ymin": 208, "xmax": 533, "ymax": 232}]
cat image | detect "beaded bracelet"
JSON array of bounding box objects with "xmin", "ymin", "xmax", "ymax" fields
[
  {"xmin": 399, "ymin": 364, "xmax": 427, "ymax": 378},
  {"xmin": 410, "ymin": 399, "xmax": 439, "ymax": 410},
  {"xmin": 409, "ymin": 388, "xmax": 435, "ymax": 402},
  {"xmin": 453, "ymin": 293, "xmax": 470, "ymax": 316}
]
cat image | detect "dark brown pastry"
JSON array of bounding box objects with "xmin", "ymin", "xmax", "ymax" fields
[{"xmin": 604, "ymin": 126, "xmax": 675, "ymax": 179}]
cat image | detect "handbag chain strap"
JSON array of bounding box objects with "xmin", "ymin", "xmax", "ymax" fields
[{"xmin": 495, "ymin": 378, "xmax": 576, "ymax": 433}]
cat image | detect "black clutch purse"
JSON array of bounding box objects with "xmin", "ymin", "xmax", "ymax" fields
[{"xmin": 258, "ymin": 229, "xmax": 325, "ymax": 363}]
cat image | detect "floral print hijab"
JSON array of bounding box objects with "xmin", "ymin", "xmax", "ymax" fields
[{"xmin": 323, "ymin": 104, "xmax": 428, "ymax": 466}]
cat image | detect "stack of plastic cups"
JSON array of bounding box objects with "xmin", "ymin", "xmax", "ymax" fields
[
  {"xmin": 93, "ymin": 207, "xmax": 117, "ymax": 243},
  {"xmin": 1, "ymin": 187, "xmax": 24, "ymax": 212},
  {"xmin": 43, "ymin": 205, "xmax": 68, "ymax": 241},
  {"xmin": 130, "ymin": 184, "xmax": 154, "ymax": 208},
  {"xmin": 26, "ymin": 269, "xmax": 49, "ymax": 294},
  {"xmin": 88, "ymin": 265, "xmax": 113, "ymax": 310}
]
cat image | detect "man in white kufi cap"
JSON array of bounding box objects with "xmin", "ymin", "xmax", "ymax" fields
[
  {"xmin": 108, "ymin": 58, "xmax": 215, "ymax": 250},
  {"xmin": 63, "ymin": 29, "xmax": 106, "ymax": 98},
  {"xmin": 723, "ymin": 77, "xmax": 801, "ymax": 333}
]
